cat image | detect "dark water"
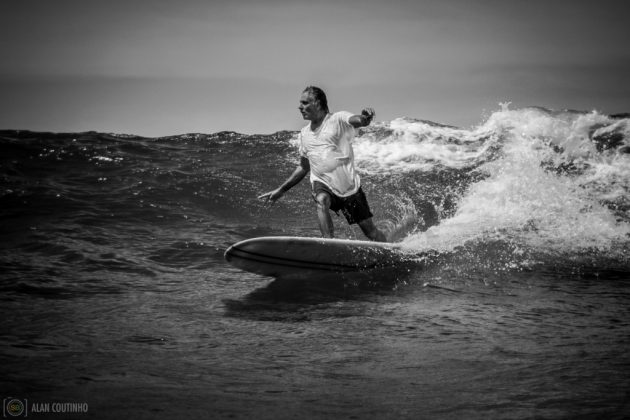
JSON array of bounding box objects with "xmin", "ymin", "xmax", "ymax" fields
[{"xmin": 1, "ymin": 107, "xmax": 629, "ymax": 419}]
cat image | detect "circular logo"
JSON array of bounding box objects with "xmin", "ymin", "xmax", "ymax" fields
[{"xmin": 6, "ymin": 399, "xmax": 25, "ymax": 417}]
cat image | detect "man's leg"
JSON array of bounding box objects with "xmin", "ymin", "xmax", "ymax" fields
[
  {"xmin": 315, "ymin": 192, "xmax": 334, "ymax": 238},
  {"xmin": 358, "ymin": 217, "xmax": 387, "ymax": 242}
]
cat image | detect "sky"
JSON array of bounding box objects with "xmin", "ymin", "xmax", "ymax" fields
[{"xmin": 1, "ymin": 0, "xmax": 629, "ymax": 136}]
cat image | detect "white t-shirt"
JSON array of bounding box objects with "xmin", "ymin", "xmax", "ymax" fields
[{"xmin": 298, "ymin": 111, "xmax": 361, "ymax": 197}]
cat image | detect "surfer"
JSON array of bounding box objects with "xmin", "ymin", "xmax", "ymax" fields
[{"xmin": 258, "ymin": 86, "xmax": 388, "ymax": 242}]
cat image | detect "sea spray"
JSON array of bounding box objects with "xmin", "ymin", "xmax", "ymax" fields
[{"xmin": 384, "ymin": 108, "xmax": 630, "ymax": 265}]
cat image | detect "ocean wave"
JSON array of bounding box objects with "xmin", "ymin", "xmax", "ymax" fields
[{"xmin": 1, "ymin": 106, "xmax": 628, "ymax": 276}]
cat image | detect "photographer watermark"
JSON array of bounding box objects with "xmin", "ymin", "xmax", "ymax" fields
[{"xmin": 3, "ymin": 398, "xmax": 88, "ymax": 417}]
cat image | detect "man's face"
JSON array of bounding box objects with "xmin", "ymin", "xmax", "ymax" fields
[{"xmin": 298, "ymin": 92, "xmax": 320, "ymax": 121}]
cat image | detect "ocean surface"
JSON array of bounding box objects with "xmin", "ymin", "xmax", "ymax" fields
[{"xmin": 1, "ymin": 106, "xmax": 629, "ymax": 419}]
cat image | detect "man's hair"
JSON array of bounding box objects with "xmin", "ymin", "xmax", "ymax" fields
[{"xmin": 303, "ymin": 86, "xmax": 329, "ymax": 113}]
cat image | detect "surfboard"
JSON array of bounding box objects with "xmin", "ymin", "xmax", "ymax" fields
[{"xmin": 224, "ymin": 236, "xmax": 413, "ymax": 279}]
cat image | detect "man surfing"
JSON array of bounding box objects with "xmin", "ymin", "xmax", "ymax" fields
[{"xmin": 258, "ymin": 86, "xmax": 388, "ymax": 242}]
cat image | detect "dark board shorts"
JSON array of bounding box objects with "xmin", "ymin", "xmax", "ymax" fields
[{"xmin": 312, "ymin": 181, "xmax": 373, "ymax": 225}]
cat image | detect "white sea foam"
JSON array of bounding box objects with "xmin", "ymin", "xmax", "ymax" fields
[
  {"xmin": 353, "ymin": 118, "xmax": 495, "ymax": 173},
  {"xmin": 403, "ymin": 131, "xmax": 628, "ymax": 255},
  {"xmin": 377, "ymin": 107, "xmax": 630, "ymax": 256}
]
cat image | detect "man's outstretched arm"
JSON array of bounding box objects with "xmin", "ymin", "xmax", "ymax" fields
[{"xmin": 258, "ymin": 157, "xmax": 310, "ymax": 203}]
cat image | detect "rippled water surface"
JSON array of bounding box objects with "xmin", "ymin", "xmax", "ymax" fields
[{"xmin": 1, "ymin": 108, "xmax": 629, "ymax": 419}]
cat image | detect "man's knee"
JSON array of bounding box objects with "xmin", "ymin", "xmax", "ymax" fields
[{"xmin": 315, "ymin": 192, "xmax": 331, "ymax": 210}]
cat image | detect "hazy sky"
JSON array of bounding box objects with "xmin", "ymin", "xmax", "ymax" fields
[{"xmin": 1, "ymin": 0, "xmax": 628, "ymax": 136}]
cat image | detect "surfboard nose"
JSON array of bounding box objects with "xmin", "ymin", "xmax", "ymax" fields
[{"xmin": 224, "ymin": 245, "xmax": 236, "ymax": 262}]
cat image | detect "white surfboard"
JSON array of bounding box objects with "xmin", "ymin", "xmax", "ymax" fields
[{"xmin": 224, "ymin": 236, "xmax": 414, "ymax": 280}]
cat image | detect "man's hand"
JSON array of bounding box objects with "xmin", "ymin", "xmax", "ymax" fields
[
  {"xmin": 349, "ymin": 108, "xmax": 376, "ymax": 128},
  {"xmin": 361, "ymin": 108, "xmax": 375, "ymax": 124},
  {"xmin": 258, "ymin": 188, "xmax": 284, "ymax": 203}
]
